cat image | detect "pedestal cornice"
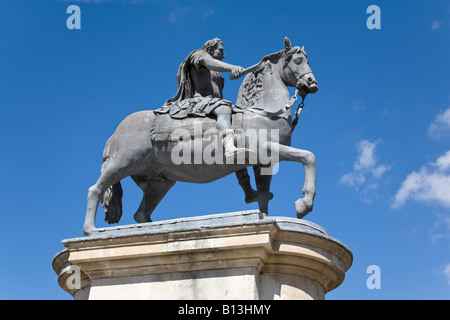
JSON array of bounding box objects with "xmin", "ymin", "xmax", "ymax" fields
[{"xmin": 53, "ymin": 210, "xmax": 352, "ymax": 299}]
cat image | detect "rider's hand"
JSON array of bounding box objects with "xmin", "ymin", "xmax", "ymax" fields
[{"xmin": 231, "ymin": 66, "xmax": 245, "ymax": 80}]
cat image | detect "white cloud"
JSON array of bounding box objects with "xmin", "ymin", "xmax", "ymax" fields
[
  {"xmin": 372, "ymin": 164, "xmax": 391, "ymax": 179},
  {"xmin": 339, "ymin": 140, "xmax": 391, "ymax": 202},
  {"xmin": 340, "ymin": 140, "xmax": 391, "ymax": 188},
  {"xmin": 436, "ymin": 151, "xmax": 450, "ymax": 170},
  {"xmin": 432, "ymin": 262, "xmax": 450, "ymax": 285},
  {"xmin": 392, "ymin": 150, "xmax": 450, "ymax": 209},
  {"xmin": 355, "ymin": 140, "xmax": 377, "ymax": 170},
  {"xmin": 428, "ymin": 108, "xmax": 450, "ymax": 139},
  {"xmin": 444, "ymin": 263, "xmax": 450, "ymax": 285}
]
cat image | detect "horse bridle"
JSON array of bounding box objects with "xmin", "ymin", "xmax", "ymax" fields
[
  {"xmin": 239, "ymin": 53, "xmax": 311, "ymax": 131},
  {"xmin": 244, "ymin": 89, "xmax": 306, "ymax": 133}
]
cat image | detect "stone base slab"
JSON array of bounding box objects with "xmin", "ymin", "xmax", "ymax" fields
[{"xmin": 53, "ymin": 210, "xmax": 352, "ymax": 300}]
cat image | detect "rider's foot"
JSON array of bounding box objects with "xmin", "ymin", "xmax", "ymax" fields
[
  {"xmin": 224, "ymin": 147, "xmax": 251, "ymax": 161},
  {"xmin": 222, "ymin": 129, "xmax": 254, "ymax": 163}
]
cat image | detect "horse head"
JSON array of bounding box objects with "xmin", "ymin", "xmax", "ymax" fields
[
  {"xmin": 278, "ymin": 37, "xmax": 318, "ymax": 99},
  {"xmin": 236, "ymin": 37, "xmax": 318, "ymax": 110}
]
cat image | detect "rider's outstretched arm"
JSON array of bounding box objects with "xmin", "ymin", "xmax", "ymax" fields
[{"xmin": 200, "ymin": 55, "xmax": 244, "ymax": 79}]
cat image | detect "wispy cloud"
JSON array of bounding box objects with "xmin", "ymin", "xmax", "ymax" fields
[
  {"xmin": 168, "ymin": 6, "xmax": 191, "ymax": 23},
  {"xmin": 429, "ymin": 261, "xmax": 450, "ymax": 288},
  {"xmin": 444, "ymin": 263, "xmax": 450, "ymax": 285},
  {"xmin": 168, "ymin": 7, "xmax": 214, "ymax": 23},
  {"xmin": 55, "ymin": 0, "xmax": 148, "ymax": 3},
  {"xmin": 392, "ymin": 150, "xmax": 450, "ymax": 209},
  {"xmin": 202, "ymin": 8, "xmax": 214, "ymax": 19},
  {"xmin": 429, "ymin": 216, "xmax": 450, "ymax": 243},
  {"xmin": 428, "ymin": 108, "xmax": 450, "ymax": 139},
  {"xmin": 431, "ymin": 20, "xmax": 442, "ymax": 30},
  {"xmin": 351, "ymin": 100, "xmax": 366, "ymax": 111},
  {"xmin": 339, "ymin": 139, "xmax": 391, "ymax": 202}
]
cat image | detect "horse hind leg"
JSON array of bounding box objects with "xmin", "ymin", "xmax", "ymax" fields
[
  {"xmin": 132, "ymin": 176, "xmax": 176, "ymax": 223},
  {"xmin": 83, "ymin": 160, "xmax": 132, "ymax": 236}
]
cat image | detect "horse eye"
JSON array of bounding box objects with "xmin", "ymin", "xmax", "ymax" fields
[{"xmin": 294, "ymin": 57, "xmax": 303, "ymax": 64}]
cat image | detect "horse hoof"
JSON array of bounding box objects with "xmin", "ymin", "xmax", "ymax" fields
[
  {"xmin": 295, "ymin": 198, "xmax": 313, "ymax": 219},
  {"xmin": 83, "ymin": 224, "xmax": 95, "ymax": 236},
  {"xmin": 134, "ymin": 211, "xmax": 152, "ymax": 224}
]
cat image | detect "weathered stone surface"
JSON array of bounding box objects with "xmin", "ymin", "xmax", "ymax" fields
[
  {"xmin": 54, "ymin": 210, "xmax": 352, "ymax": 300},
  {"xmin": 83, "ymin": 38, "xmax": 319, "ymax": 236}
]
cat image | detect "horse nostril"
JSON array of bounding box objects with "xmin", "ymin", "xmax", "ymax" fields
[{"xmin": 307, "ymin": 77, "xmax": 313, "ymax": 83}]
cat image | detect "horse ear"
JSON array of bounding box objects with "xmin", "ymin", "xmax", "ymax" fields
[
  {"xmin": 284, "ymin": 37, "xmax": 291, "ymax": 50},
  {"xmin": 301, "ymin": 45, "xmax": 304, "ymax": 51}
]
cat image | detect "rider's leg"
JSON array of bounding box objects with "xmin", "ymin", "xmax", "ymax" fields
[
  {"xmin": 214, "ymin": 105, "xmax": 233, "ymax": 131},
  {"xmin": 213, "ymin": 106, "xmax": 248, "ymax": 159}
]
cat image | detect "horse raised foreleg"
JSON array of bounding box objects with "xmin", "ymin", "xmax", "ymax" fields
[{"xmin": 272, "ymin": 143, "xmax": 316, "ymax": 219}]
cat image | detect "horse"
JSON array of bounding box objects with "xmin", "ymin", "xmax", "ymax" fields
[{"xmin": 83, "ymin": 37, "xmax": 318, "ymax": 236}]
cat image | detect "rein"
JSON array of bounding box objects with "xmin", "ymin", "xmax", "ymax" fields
[
  {"xmin": 291, "ymin": 95, "xmax": 305, "ymax": 133},
  {"xmin": 235, "ymin": 53, "xmax": 311, "ymax": 132},
  {"xmin": 245, "ymin": 89, "xmax": 298, "ymax": 118}
]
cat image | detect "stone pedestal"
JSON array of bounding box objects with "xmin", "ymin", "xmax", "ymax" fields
[{"xmin": 53, "ymin": 210, "xmax": 352, "ymax": 300}]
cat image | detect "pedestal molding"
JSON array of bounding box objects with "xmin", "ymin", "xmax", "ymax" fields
[{"xmin": 53, "ymin": 210, "xmax": 352, "ymax": 299}]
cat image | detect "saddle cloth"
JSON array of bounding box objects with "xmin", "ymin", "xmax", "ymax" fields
[{"xmin": 150, "ymin": 111, "xmax": 243, "ymax": 142}]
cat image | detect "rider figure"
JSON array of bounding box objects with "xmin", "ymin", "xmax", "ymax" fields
[
  {"xmin": 156, "ymin": 38, "xmax": 248, "ymax": 159},
  {"xmin": 155, "ymin": 38, "xmax": 267, "ymax": 203}
]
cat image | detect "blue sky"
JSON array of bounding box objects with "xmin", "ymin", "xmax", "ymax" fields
[{"xmin": 0, "ymin": 0, "xmax": 449, "ymax": 299}]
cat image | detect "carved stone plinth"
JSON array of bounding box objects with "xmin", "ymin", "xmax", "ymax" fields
[{"xmin": 53, "ymin": 210, "xmax": 352, "ymax": 300}]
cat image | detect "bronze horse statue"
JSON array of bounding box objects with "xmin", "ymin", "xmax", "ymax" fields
[{"xmin": 83, "ymin": 37, "xmax": 318, "ymax": 235}]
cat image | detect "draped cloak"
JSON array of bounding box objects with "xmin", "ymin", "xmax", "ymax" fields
[{"xmin": 154, "ymin": 49, "xmax": 236, "ymax": 119}]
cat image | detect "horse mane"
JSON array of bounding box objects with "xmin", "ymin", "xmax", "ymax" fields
[
  {"xmin": 236, "ymin": 61, "xmax": 270, "ymax": 109},
  {"xmin": 237, "ymin": 47, "xmax": 301, "ymax": 109}
]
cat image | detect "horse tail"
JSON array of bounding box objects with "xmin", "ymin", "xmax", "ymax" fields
[
  {"xmin": 101, "ymin": 182, "xmax": 123, "ymax": 224},
  {"xmin": 100, "ymin": 136, "xmax": 123, "ymax": 224}
]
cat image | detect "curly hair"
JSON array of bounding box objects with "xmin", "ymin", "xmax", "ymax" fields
[{"xmin": 202, "ymin": 38, "xmax": 223, "ymax": 55}]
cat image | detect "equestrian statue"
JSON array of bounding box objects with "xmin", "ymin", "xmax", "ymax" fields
[{"xmin": 83, "ymin": 37, "xmax": 319, "ymax": 236}]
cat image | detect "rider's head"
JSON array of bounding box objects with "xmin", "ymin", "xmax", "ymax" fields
[{"xmin": 203, "ymin": 38, "xmax": 225, "ymax": 61}]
